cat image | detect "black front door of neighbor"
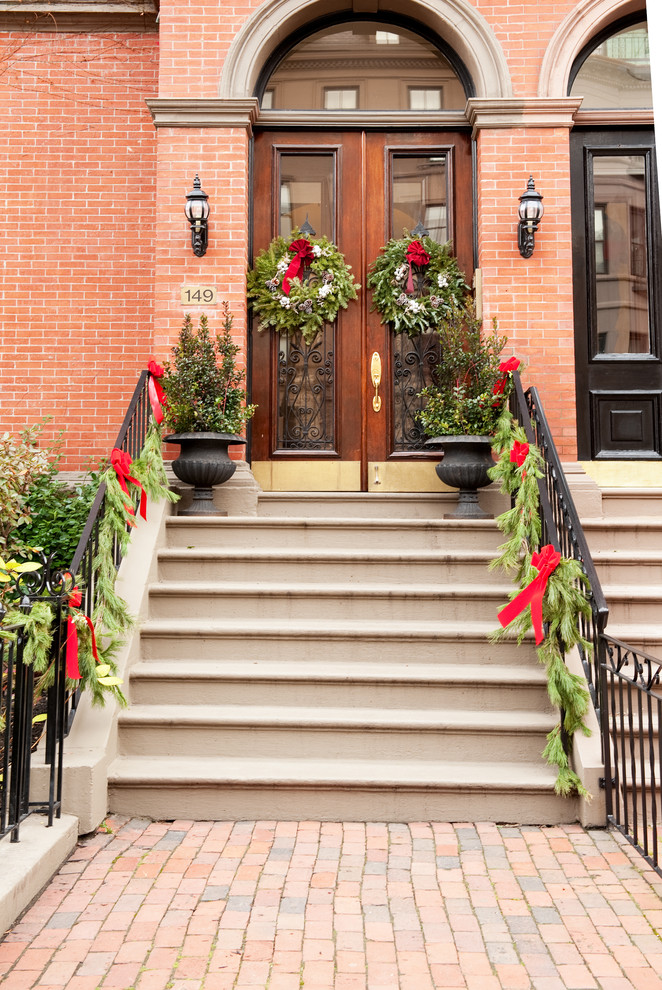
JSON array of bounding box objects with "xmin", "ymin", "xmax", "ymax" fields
[{"xmin": 571, "ymin": 129, "xmax": 662, "ymax": 459}]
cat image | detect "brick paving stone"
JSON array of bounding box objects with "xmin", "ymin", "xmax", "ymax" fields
[{"xmin": 2, "ymin": 820, "xmax": 662, "ymax": 989}]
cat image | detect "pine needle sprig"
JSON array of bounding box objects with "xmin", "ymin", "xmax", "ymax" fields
[{"xmin": 132, "ymin": 422, "xmax": 179, "ymax": 505}]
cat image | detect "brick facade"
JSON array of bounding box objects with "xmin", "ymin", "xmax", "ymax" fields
[{"xmin": 0, "ymin": 0, "xmax": 651, "ymax": 471}]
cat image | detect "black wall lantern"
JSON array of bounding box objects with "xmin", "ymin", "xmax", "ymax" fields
[
  {"xmin": 185, "ymin": 174, "xmax": 210, "ymax": 257},
  {"xmin": 518, "ymin": 175, "xmax": 544, "ymax": 258}
]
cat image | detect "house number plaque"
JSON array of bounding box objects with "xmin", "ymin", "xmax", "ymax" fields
[{"xmin": 180, "ymin": 286, "xmax": 217, "ymax": 305}]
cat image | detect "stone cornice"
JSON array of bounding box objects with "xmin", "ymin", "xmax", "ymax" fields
[
  {"xmin": 466, "ymin": 98, "xmax": 584, "ymax": 138},
  {"xmin": 145, "ymin": 99, "xmax": 260, "ymax": 133},
  {"xmin": 573, "ymin": 108, "xmax": 654, "ymax": 127},
  {"xmin": 256, "ymin": 109, "xmax": 470, "ymax": 129},
  {"xmin": 0, "ymin": 0, "xmax": 158, "ymax": 30}
]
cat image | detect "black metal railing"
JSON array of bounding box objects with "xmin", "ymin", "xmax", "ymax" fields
[
  {"xmin": 64, "ymin": 371, "xmax": 151, "ymax": 732},
  {"xmin": 602, "ymin": 638, "xmax": 661, "ymax": 874},
  {"xmin": 510, "ymin": 372, "xmax": 610, "ymax": 711},
  {"xmin": 0, "ymin": 588, "xmax": 67, "ymax": 841},
  {"xmin": 511, "ymin": 370, "xmax": 662, "ymax": 878}
]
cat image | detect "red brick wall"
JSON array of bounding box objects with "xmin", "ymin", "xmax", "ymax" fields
[
  {"xmin": 477, "ymin": 127, "xmax": 578, "ymax": 457},
  {"xmin": 0, "ymin": 30, "xmax": 158, "ymax": 470},
  {"xmin": 1, "ymin": 1, "xmax": 629, "ymax": 469}
]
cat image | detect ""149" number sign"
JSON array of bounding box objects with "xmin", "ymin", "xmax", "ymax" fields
[{"xmin": 180, "ymin": 286, "xmax": 217, "ymax": 305}]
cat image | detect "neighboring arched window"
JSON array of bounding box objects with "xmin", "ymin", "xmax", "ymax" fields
[
  {"xmin": 569, "ymin": 19, "xmax": 651, "ymax": 109},
  {"xmin": 259, "ymin": 20, "xmax": 470, "ymax": 111}
]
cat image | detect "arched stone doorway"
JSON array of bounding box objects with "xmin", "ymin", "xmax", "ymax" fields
[{"xmin": 247, "ymin": 15, "xmax": 479, "ymax": 491}]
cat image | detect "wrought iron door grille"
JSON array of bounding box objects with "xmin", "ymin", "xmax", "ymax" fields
[
  {"xmin": 276, "ymin": 327, "xmax": 335, "ymax": 450},
  {"xmin": 392, "ymin": 329, "xmax": 441, "ymax": 451}
]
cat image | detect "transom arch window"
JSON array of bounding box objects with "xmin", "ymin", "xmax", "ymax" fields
[
  {"xmin": 257, "ymin": 19, "xmax": 471, "ymax": 112},
  {"xmin": 569, "ymin": 17, "xmax": 651, "ymax": 109}
]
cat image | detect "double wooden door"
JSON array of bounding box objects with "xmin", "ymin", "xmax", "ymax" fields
[{"xmin": 250, "ymin": 130, "xmax": 473, "ymax": 491}]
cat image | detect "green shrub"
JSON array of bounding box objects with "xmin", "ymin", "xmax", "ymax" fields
[{"xmin": 17, "ymin": 470, "xmax": 100, "ymax": 570}]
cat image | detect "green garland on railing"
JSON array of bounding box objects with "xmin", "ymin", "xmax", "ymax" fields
[
  {"xmin": 488, "ymin": 409, "xmax": 593, "ymax": 797},
  {"xmin": 0, "ymin": 421, "xmax": 177, "ymax": 711},
  {"xmin": 489, "ymin": 410, "xmax": 544, "ymax": 578}
]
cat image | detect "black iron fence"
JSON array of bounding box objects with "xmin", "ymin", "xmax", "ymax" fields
[
  {"xmin": 602, "ymin": 637, "xmax": 662, "ymax": 873},
  {"xmin": 0, "ymin": 586, "xmax": 67, "ymax": 842},
  {"xmin": 511, "ymin": 370, "xmax": 661, "ymax": 877}
]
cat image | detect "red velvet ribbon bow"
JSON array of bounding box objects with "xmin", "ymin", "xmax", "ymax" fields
[
  {"xmin": 498, "ymin": 544, "xmax": 562, "ymax": 645},
  {"xmin": 111, "ymin": 448, "xmax": 147, "ymax": 524},
  {"xmin": 282, "ymin": 238, "xmax": 315, "ymax": 295},
  {"xmin": 65, "ymin": 586, "xmax": 100, "ymax": 681},
  {"xmin": 147, "ymin": 360, "xmax": 166, "ymax": 425},
  {"xmin": 492, "ymin": 357, "xmax": 522, "ymax": 402},
  {"xmin": 405, "ymin": 239, "xmax": 430, "ymax": 293},
  {"xmin": 510, "ymin": 440, "xmax": 529, "ymax": 469}
]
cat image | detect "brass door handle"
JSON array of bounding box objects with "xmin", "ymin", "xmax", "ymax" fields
[{"xmin": 371, "ymin": 352, "xmax": 382, "ymax": 412}]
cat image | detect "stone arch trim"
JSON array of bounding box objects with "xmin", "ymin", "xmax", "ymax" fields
[
  {"xmin": 219, "ymin": 0, "xmax": 513, "ymax": 101},
  {"xmin": 539, "ymin": 0, "xmax": 647, "ymax": 99}
]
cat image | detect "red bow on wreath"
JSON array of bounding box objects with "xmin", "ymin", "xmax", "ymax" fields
[
  {"xmin": 111, "ymin": 448, "xmax": 147, "ymax": 524},
  {"xmin": 405, "ymin": 239, "xmax": 430, "ymax": 294},
  {"xmin": 147, "ymin": 360, "xmax": 166, "ymax": 425},
  {"xmin": 497, "ymin": 543, "xmax": 561, "ymax": 645},
  {"xmin": 65, "ymin": 586, "xmax": 100, "ymax": 681},
  {"xmin": 282, "ymin": 238, "xmax": 315, "ymax": 296}
]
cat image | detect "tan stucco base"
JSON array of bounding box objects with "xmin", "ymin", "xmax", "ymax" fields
[{"xmin": 581, "ymin": 460, "xmax": 662, "ymax": 488}]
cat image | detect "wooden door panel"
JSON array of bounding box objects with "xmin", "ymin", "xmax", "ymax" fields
[{"xmin": 251, "ymin": 129, "xmax": 474, "ymax": 488}]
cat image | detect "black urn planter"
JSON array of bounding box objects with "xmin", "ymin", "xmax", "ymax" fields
[
  {"xmin": 427, "ymin": 435, "xmax": 495, "ymax": 520},
  {"xmin": 164, "ymin": 432, "xmax": 246, "ymax": 516}
]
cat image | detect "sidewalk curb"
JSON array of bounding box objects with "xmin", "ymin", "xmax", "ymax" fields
[{"xmin": 0, "ymin": 814, "xmax": 78, "ymax": 938}]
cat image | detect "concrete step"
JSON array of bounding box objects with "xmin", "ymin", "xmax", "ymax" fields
[
  {"xmin": 107, "ymin": 755, "xmax": 578, "ymax": 824},
  {"xmin": 165, "ymin": 516, "xmax": 503, "ymax": 552},
  {"xmin": 128, "ymin": 659, "xmax": 552, "ymax": 711},
  {"xmin": 256, "ymin": 490, "xmax": 509, "ymax": 519},
  {"xmin": 582, "ymin": 518, "xmax": 662, "ymax": 552},
  {"xmin": 117, "ymin": 704, "xmax": 555, "ymax": 763},
  {"xmin": 599, "ymin": 488, "xmax": 662, "ymax": 518},
  {"xmin": 139, "ymin": 617, "xmax": 534, "ymax": 665},
  {"xmin": 599, "ymin": 586, "xmax": 662, "ymax": 625},
  {"xmin": 146, "ymin": 581, "xmax": 509, "ymax": 622},
  {"xmin": 592, "ymin": 550, "xmax": 662, "ymax": 585},
  {"xmin": 157, "ymin": 547, "xmax": 504, "ymax": 585}
]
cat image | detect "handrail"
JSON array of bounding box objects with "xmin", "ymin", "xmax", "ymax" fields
[
  {"xmin": 65, "ymin": 371, "xmax": 151, "ymax": 731},
  {"xmin": 510, "ymin": 371, "xmax": 610, "ymax": 712}
]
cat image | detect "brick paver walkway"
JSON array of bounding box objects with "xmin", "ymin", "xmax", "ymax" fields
[{"xmin": 1, "ymin": 818, "xmax": 661, "ymax": 990}]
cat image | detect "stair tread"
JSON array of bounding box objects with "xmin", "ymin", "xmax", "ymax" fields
[
  {"xmin": 159, "ymin": 547, "xmax": 499, "ymax": 562},
  {"xmin": 119, "ymin": 703, "xmax": 556, "ymax": 730},
  {"xmin": 605, "ymin": 623, "xmax": 662, "ymax": 641},
  {"xmin": 601, "ymin": 584, "xmax": 662, "ymax": 596},
  {"xmin": 583, "ymin": 517, "xmax": 662, "ymax": 528},
  {"xmin": 166, "ymin": 516, "xmax": 499, "ymax": 529},
  {"xmin": 109, "ymin": 754, "xmax": 561, "ymax": 789},
  {"xmin": 140, "ymin": 616, "xmax": 524, "ymax": 638},
  {"xmin": 129, "ymin": 659, "xmax": 548, "ymax": 684},
  {"xmin": 149, "ymin": 580, "xmax": 510, "ymax": 596}
]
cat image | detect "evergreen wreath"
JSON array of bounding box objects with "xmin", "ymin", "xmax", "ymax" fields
[
  {"xmin": 367, "ymin": 232, "xmax": 468, "ymax": 337},
  {"xmin": 247, "ymin": 229, "xmax": 360, "ymax": 345},
  {"xmin": 488, "ymin": 408, "xmax": 593, "ymax": 797}
]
